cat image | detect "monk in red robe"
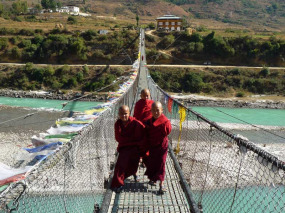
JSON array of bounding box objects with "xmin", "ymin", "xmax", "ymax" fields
[
  {"xmin": 145, "ymin": 101, "xmax": 172, "ymax": 194},
  {"xmin": 133, "ymin": 89, "xmax": 154, "ymax": 124},
  {"xmin": 111, "ymin": 105, "xmax": 145, "ymax": 191},
  {"xmin": 133, "ymin": 89, "xmax": 154, "ymax": 167}
]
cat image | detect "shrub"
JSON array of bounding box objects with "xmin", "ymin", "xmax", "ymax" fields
[
  {"xmin": 9, "ymin": 36, "xmax": 18, "ymax": 45},
  {"xmin": 51, "ymin": 79, "xmax": 62, "ymax": 90},
  {"xmin": 35, "ymin": 29, "xmax": 43, "ymax": 34},
  {"xmin": 259, "ymin": 67, "xmax": 270, "ymax": 77},
  {"xmin": 66, "ymin": 77, "xmax": 78, "ymax": 88},
  {"xmin": 67, "ymin": 16, "xmax": 77, "ymax": 24},
  {"xmin": 45, "ymin": 66, "xmax": 55, "ymax": 76},
  {"xmin": 32, "ymin": 35, "xmax": 44, "ymax": 45},
  {"xmin": 56, "ymin": 65, "xmax": 70, "ymax": 77},
  {"xmin": 83, "ymin": 64, "xmax": 89, "ymax": 75},
  {"xmin": 181, "ymin": 72, "xmax": 204, "ymax": 93},
  {"xmin": 13, "ymin": 16, "xmax": 22, "ymax": 22},
  {"xmin": 0, "ymin": 38, "xmax": 8, "ymax": 50},
  {"xmin": 11, "ymin": 47, "xmax": 22, "ymax": 58},
  {"xmin": 0, "ymin": 28, "xmax": 15, "ymax": 35},
  {"xmin": 19, "ymin": 29, "xmax": 35, "ymax": 36},
  {"xmin": 18, "ymin": 39, "xmax": 32, "ymax": 48},
  {"xmin": 76, "ymin": 71, "xmax": 84, "ymax": 82},
  {"xmin": 236, "ymin": 91, "xmax": 245, "ymax": 97},
  {"xmin": 25, "ymin": 62, "xmax": 34, "ymax": 72},
  {"xmin": 81, "ymin": 29, "xmax": 97, "ymax": 41}
]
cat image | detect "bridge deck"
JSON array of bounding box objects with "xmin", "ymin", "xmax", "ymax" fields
[{"xmin": 108, "ymin": 154, "xmax": 191, "ymax": 213}]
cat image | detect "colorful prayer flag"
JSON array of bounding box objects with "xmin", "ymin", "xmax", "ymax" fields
[{"xmin": 167, "ymin": 98, "xmax": 173, "ymax": 113}]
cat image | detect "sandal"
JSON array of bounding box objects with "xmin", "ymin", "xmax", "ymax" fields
[
  {"xmin": 158, "ymin": 187, "xmax": 167, "ymax": 194},
  {"xmin": 112, "ymin": 186, "xmax": 123, "ymax": 193},
  {"xmin": 148, "ymin": 180, "xmax": 156, "ymax": 186},
  {"xmin": 133, "ymin": 175, "xmax": 140, "ymax": 182}
]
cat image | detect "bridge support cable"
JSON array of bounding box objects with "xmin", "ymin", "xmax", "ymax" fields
[
  {"xmin": 99, "ymin": 30, "xmax": 145, "ymax": 213},
  {"xmin": 168, "ymin": 143, "xmax": 201, "ymax": 213},
  {"xmin": 147, "ymin": 73, "xmax": 285, "ymax": 212},
  {"xmin": 1, "ymin": 60, "xmax": 140, "ymax": 213}
]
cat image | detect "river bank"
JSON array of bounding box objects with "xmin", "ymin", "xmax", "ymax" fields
[
  {"xmin": 1, "ymin": 89, "xmax": 284, "ymax": 109},
  {"xmin": 0, "ymin": 89, "xmax": 108, "ymax": 102},
  {"xmin": 0, "ymin": 105, "xmax": 69, "ymax": 166},
  {"xmin": 172, "ymin": 94, "xmax": 285, "ymax": 109}
]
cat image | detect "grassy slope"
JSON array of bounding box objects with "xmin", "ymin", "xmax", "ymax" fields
[{"xmin": 1, "ymin": 0, "xmax": 285, "ymax": 32}]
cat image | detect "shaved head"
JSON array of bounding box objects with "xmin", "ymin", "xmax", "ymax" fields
[
  {"xmin": 118, "ymin": 105, "xmax": 130, "ymax": 123},
  {"xmin": 140, "ymin": 88, "xmax": 150, "ymax": 100},
  {"xmin": 141, "ymin": 89, "xmax": 150, "ymax": 95},
  {"xmin": 119, "ymin": 105, "xmax": 129, "ymax": 113},
  {"xmin": 152, "ymin": 101, "xmax": 163, "ymax": 109},
  {"xmin": 151, "ymin": 101, "xmax": 163, "ymax": 119}
]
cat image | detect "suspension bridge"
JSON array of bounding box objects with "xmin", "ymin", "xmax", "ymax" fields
[{"xmin": 0, "ymin": 29, "xmax": 285, "ymax": 213}]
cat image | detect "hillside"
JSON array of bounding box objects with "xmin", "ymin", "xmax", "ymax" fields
[
  {"xmin": 1, "ymin": 0, "xmax": 285, "ymax": 32},
  {"xmin": 71, "ymin": 0, "xmax": 285, "ymax": 32}
]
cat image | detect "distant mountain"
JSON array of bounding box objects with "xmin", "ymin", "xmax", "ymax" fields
[
  {"xmin": 80, "ymin": 0, "xmax": 285, "ymax": 31},
  {"xmin": 1, "ymin": 0, "xmax": 285, "ymax": 31}
]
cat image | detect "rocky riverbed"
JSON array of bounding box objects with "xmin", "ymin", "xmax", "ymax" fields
[
  {"xmin": 1, "ymin": 89, "xmax": 285, "ymax": 109},
  {"xmin": 0, "ymin": 89, "xmax": 108, "ymax": 102},
  {"xmin": 172, "ymin": 94, "xmax": 285, "ymax": 109}
]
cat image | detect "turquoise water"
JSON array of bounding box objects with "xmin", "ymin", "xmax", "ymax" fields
[
  {"xmin": 193, "ymin": 185, "xmax": 285, "ymax": 213},
  {"xmin": 4, "ymin": 194, "xmax": 104, "ymax": 213},
  {"xmin": 0, "ymin": 97, "xmax": 102, "ymax": 112},
  {"xmin": 192, "ymin": 106, "xmax": 285, "ymax": 127}
]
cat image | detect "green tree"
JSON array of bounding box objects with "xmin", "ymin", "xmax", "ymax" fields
[
  {"xmin": 0, "ymin": 38, "xmax": 8, "ymax": 50},
  {"xmin": 11, "ymin": 1, "xmax": 28, "ymax": 15},
  {"xmin": 181, "ymin": 72, "xmax": 203, "ymax": 93},
  {"xmin": 41, "ymin": 0, "xmax": 56, "ymax": 10},
  {"xmin": 67, "ymin": 16, "xmax": 77, "ymax": 24},
  {"xmin": 259, "ymin": 67, "xmax": 270, "ymax": 77},
  {"xmin": 34, "ymin": 4, "xmax": 42, "ymax": 13},
  {"xmin": 148, "ymin": 22, "xmax": 155, "ymax": 29},
  {"xmin": 11, "ymin": 47, "xmax": 22, "ymax": 58},
  {"xmin": 70, "ymin": 38, "xmax": 87, "ymax": 60},
  {"xmin": 161, "ymin": 34, "xmax": 175, "ymax": 47},
  {"xmin": 81, "ymin": 29, "xmax": 97, "ymax": 41}
]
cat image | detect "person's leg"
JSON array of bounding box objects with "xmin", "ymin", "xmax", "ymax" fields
[{"xmin": 159, "ymin": 180, "xmax": 167, "ymax": 194}]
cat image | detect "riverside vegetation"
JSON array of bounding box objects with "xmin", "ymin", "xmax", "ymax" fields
[
  {"xmin": 150, "ymin": 67, "xmax": 285, "ymax": 97},
  {"xmin": 0, "ymin": 63, "xmax": 128, "ymax": 92},
  {"xmin": 145, "ymin": 31, "xmax": 285, "ymax": 67},
  {"xmin": 0, "ymin": 0, "xmax": 284, "ymax": 97},
  {"xmin": 0, "ymin": 28, "xmax": 285, "ymax": 66}
]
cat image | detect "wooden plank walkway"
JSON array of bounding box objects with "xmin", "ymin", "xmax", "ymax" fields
[{"xmin": 108, "ymin": 155, "xmax": 191, "ymax": 213}]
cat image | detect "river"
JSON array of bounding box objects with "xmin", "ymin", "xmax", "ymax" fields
[{"xmin": 191, "ymin": 106, "xmax": 285, "ymax": 144}]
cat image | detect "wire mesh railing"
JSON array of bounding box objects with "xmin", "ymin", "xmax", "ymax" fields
[
  {"xmin": 147, "ymin": 76, "xmax": 285, "ymax": 213},
  {"xmin": 0, "ymin": 68, "xmax": 139, "ymax": 213}
]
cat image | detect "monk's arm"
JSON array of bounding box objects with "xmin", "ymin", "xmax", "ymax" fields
[
  {"xmin": 164, "ymin": 120, "xmax": 172, "ymax": 136},
  {"xmin": 133, "ymin": 103, "xmax": 139, "ymax": 119},
  {"xmin": 114, "ymin": 122, "xmax": 121, "ymax": 143}
]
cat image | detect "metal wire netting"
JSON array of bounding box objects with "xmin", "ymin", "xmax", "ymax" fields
[
  {"xmin": 0, "ymin": 72, "xmax": 139, "ymax": 213},
  {"xmin": 148, "ymin": 76, "xmax": 285, "ymax": 213}
]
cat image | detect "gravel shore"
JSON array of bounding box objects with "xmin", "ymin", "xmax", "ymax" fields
[{"xmin": 0, "ymin": 105, "xmax": 68, "ymax": 166}]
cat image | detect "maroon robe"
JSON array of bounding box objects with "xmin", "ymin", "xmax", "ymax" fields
[
  {"xmin": 111, "ymin": 116, "xmax": 145, "ymax": 188},
  {"xmin": 145, "ymin": 114, "xmax": 172, "ymax": 182},
  {"xmin": 133, "ymin": 99, "xmax": 154, "ymax": 124},
  {"xmin": 133, "ymin": 99, "xmax": 154, "ymax": 157}
]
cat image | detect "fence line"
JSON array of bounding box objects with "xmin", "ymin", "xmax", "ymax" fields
[
  {"xmin": 147, "ymin": 76, "xmax": 285, "ymax": 213},
  {"xmin": 0, "ymin": 70, "xmax": 139, "ymax": 213}
]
